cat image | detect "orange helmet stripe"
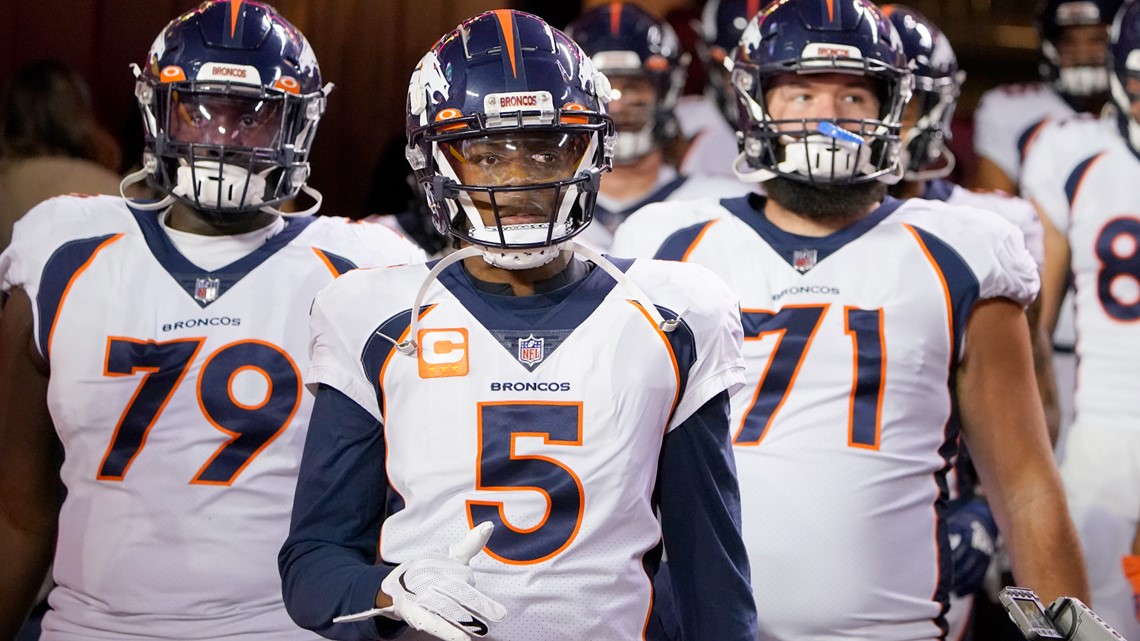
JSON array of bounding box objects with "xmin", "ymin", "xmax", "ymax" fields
[
  {"xmin": 826, "ymin": 0, "xmax": 835, "ymax": 22},
  {"xmin": 611, "ymin": 2, "xmax": 623, "ymax": 35},
  {"xmin": 494, "ymin": 10, "xmax": 519, "ymax": 78}
]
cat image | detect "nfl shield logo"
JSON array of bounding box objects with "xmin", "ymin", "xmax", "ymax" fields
[
  {"xmin": 518, "ymin": 335, "xmax": 544, "ymax": 366},
  {"xmin": 194, "ymin": 277, "xmax": 221, "ymax": 304},
  {"xmin": 792, "ymin": 248, "xmax": 817, "ymax": 272}
]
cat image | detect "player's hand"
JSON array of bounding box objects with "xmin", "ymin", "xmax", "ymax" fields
[
  {"xmin": 377, "ymin": 522, "xmax": 506, "ymax": 640},
  {"xmin": 947, "ymin": 497, "xmax": 998, "ymax": 597}
]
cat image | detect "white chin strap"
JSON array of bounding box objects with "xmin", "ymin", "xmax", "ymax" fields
[
  {"xmin": 778, "ymin": 132, "xmax": 881, "ymax": 182},
  {"xmin": 612, "ymin": 126, "xmax": 656, "ymax": 164},
  {"xmin": 118, "ymin": 163, "xmax": 322, "ymax": 217},
  {"xmin": 734, "ymin": 125, "xmax": 902, "ymax": 185},
  {"xmin": 172, "ymin": 161, "xmax": 269, "ymax": 211},
  {"xmin": 901, "ymin": 146, "xmax": 956, "ymax": 182},
  {"xmin": 468, "ymin": 223, "xmax": 572, "ymax": 270},
  {"xmin": 120, "ymin": 168, "xmax": 174, "ymax": 210},
  {"xmin": 1058, "ymin": 66, "xmax": 1109, "ymax": 97}
]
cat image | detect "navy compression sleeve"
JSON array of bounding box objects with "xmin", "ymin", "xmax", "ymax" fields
[
  {"xmin": 279, "ymin": 384, "xmax": 403, "ymax": 640},
  {"xmin": 657, "ymin": 390, "xmax": 758, "ymax": 640}
]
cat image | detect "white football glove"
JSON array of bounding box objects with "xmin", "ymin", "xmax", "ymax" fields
[{"xmin": 333, "ymin": 522, "xmax": 506, "ymax": 640}]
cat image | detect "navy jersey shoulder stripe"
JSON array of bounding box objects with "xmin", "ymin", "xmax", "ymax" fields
[
  {"xmin": 654, "ymin": 220, "xmax": 718, "ymax": 262},
  {"xmin": 36, "ymin": 233, "xmax": 123, "ymax": 359},
  {"xmin": 1016, "ymin": 117, "xmax": 1050, "ymax": 162},
  {"xmin": 657, "ymin": 304, "xmax": 698, "ymax": 424},
  {"xmin": 312, "ymin": 248, "xmax": 358, "ymax": 277},
  {"xmin": 904, "ymin": 225, "xmax": 980, "ymax": 367},
  {"xmin": 1063, "ymin": 152, "xmax": 1106, "ymax": 208},
  {"xmin": 361, "ymin": 305, "xmax": 436, "ymax": 409}
]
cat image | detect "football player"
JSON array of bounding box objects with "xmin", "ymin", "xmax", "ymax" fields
[
  {"xmin": 1019, "ymin": 3, "xmax": 1140, "ymax": 636},
  {"xmin": 564, "ymin": 1, "xmax": 753, "ymax": 250},
  {"xmin": 0, "ymin": 2, "xmax": 423, "ymax": 639},
  {"xmin": 612, "ymin": 1, "xmax": 1088, "ymax": 639},
  {"xmin": 973, "ymin": 0, "xmax": 1121, "ymax": 195},
  {"xmin": 277, "ymin": 9, "xmax": 756, "ymax": 641},
  {"xmin": 674, "ymin": 0, "xmax": 770, "ymax": 177}
]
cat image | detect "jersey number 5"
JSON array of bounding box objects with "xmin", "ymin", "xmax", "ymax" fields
[
  {"xmin": 733, "ymin": 304, "xmax": 886, "ymax": 448},
  {"xmin": 97, "ymin": 337, "xmax": 301, "ymax": 485},
  {"xmin": 467, "ymin": 401, "xmax": 585, "ymax": 565}
]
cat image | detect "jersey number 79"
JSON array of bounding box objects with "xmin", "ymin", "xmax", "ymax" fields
[{"xmin": 97, "ymin": 336, "xmax": 301, "ymax": 485}]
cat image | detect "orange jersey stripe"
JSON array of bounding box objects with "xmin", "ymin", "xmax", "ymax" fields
[
  {"xmin": 681, "ymin": 219, "xmax": 720, "ymax": 262},
  {"xmin": 903, "ymin": 224, "xmax": 954, "ymax": 358}
]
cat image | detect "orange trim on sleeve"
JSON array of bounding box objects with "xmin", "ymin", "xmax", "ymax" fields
[
  {"xmin": 903, "ymin": 224, "xmax": 954, "ymax": 357},
  {"xmin": 628, "ymin": 300, "xmax": 682, "ymax": 421},
  {"xmin": 1069, "ymin": 152, "xmax": 1107, "ymax": 209},
  {"xmin": 311, "ymin": 248, "xmax": 340, "ymax": 278},
  {"xmin": 682, "ymin": 219, "xmax": 720, "ymax": 262}
]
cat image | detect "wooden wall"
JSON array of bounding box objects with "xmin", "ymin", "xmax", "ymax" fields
[{"xmin": 0, "ymin": 0, "xmax": 511, "ymax": 218}]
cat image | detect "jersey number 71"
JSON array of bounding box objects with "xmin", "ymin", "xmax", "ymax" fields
[{"xmin": 733, "ymin": 304, "xmax": 886, "ymax": 448}]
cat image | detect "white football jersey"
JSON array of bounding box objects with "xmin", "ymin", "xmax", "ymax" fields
[
  {"xmin": 0, "ymin": 196, "xmax": 423, "ymax": 641},
  {"xmin": 974, "ymin": 82, "xmax": 1075, "ymax": 183},
  {"xmin": 613, "ymin": 195, "xmax": 1039, "ymax": 640},
  {"xmin": 924, "ymin": 179, "xmax": 1046, "ymax": 270},
  {"xmin": 675, "ymin": 94, "xmax": 739, "ymax": 178},
  {"xmin": 307, "ymin": 257, "xmax": 745, "ymax": 641},
  {"xmin": 584, "ymin": 166, "xmax": 755, "ymax": 251},
  {"xmin": 1020, "ymin": 115, "xmax": 1139, "ymax": 431}
]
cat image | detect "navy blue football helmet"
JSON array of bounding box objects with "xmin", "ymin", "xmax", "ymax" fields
[
  {"xmin": 730, "ymin": 0, "xmax": 913, "ymax": 186},
  {"xmin": 1038, "ymin": 0, "xmax": 1122, "ymax": 99},
  {"xmin": 126, "ymin": 0, "xmax": 329, "ymax": 221},
  {"xmin": 1108, "ymin": 0, "xmax": 1140, "ymax": 153},
  {"xmin": 565, "ymin": 2, "xmax": 689, "ymax": 164},
  {"xmin": 406, "ymin": 10, "xmax": 615, "ymax": 269},
  {"xmin": 884, "ymin": 5, "xmax": 964, "ymax": 181},
  {"xmin": 699, "ymin": 0, "xmax": 772, "ymax": 122}
]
